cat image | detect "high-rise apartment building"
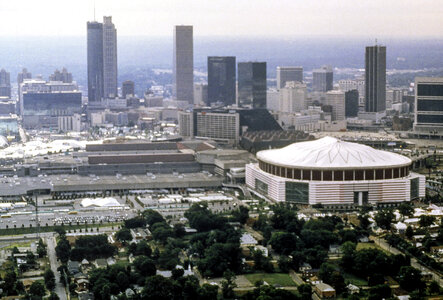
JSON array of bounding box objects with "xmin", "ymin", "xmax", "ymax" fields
[
  {"xmin": 365, "ymin": 45, "xmax": 386, "ymax": 112},
  {"xmin": 414, "ymin": 77, "xmax": 443, "ymax": 134},
  {"xmin": 122, "ymin": 80, "xmax": 135, "ymax": 98},
  {"xmin": 87, "ymin": 21, "xmax": 104, "ymax": 102},
  {"xmin": 49, "ymin": 68, "xmax": 73, "ymax": 83},
  {"xmin": 103, "ymin": 16, "xmax": 118, "ymax": 98},
  {"xmin": 325, "ymin": 90, "xmax": 345, "ymax": 121},
  {"xmin": 238, "ymin": 62, "xmax": 267, "ymax": 109},
  {"xmin": 208, "ymin": 56, "xmax": 236, "ymax": 106},
  {"xmin": 173, "ymin": 25, "xmax": 194, "ymax": 104},
  {"xmin": 0, "ymin": 69, "xmax": 11, "ymax": 98},
  {"xmin": 313, "ymin": 65, "xmax": 333, "ymax": 92},
  {"xmin": 276, "ymin": 66, "xmax": 303, "ymax": 90}
]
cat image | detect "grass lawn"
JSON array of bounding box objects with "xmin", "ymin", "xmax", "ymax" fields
[
  {"xmin": 3, "ymin": 241, "xmax": 33, "ymax": 250},
  {"xmin": 356, "ymin": 242, "xmax": 390, "ymax": 254},
  {"xmin": 244, "ymin": 273, "xmax": 296, "ymax": 287},
  {"xmin": 342, "ymin": 272, "xmax": 368, "ymax": 286}
]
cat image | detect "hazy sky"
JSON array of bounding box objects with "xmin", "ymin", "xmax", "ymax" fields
[{"xmin": 1, "ymin": 0, "xmax": 442, "ymax": 37}]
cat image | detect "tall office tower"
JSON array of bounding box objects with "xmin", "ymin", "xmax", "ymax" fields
[
  {"xmin": 194, "ymin": 83, "xmax": 208, "ymax": 106},
  {"xmin": 122, "ymin": 80, "xmax": 135, "ymax": 98},
  {"xmin": 17, "ymin": 68, "xmax": 32, "ymax": 85},
  {"xmin": 87, "ymin": 21, "xmax": 104, "ymax": 102},
  {"xmin": 49, "ymin": 68, "xmax": 73, "ymax": 83},
  {"xmin": 325, "ymin": 90, "xmax": 345, "ymax": 121},
  {"xmin": 279, "ymin": 81, "xmax": 307, "ymax": 113},
  {"xmin": 103, "ymin": 16, "xmax": 118, "ymax": 98},
  {"xmin": 276, "ymin": 66, "xmax": 303, "ymax": 90},
  {"xmin": 414, "ymin": 77, "xmax": 443, "ymax": 134},
  {"xmin": 207, "ymin": 56, "xmax": 236, "ymax": 106},
  {"xmin": 238, "ymin": 62, "xmax": 267, "ymax": 108},
  {"xmin": 313, "ymin": 65, "xmax": 333, "ymax": 92},
  {"xmin": 345, "ymin": 89, "xmax": 359, "ymax": 117},
  {"xmin": 173, "ymin": 25, "xmax": 194, "ymax": 104},
  {"xmin": 0, "ymin": 69, "xmax": 11, "ymax": 98},
  {"xmin": 365, "ymin": 45, "xmax": 386, "ymax": 112}
]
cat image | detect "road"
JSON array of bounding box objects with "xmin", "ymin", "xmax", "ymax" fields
[
  {"xmin": 371, "ymin": 236, "xmax": 443, "ymax": 287},
  {"xmin": 46, "ymin": 235, "xmax": 67, "ymax": 300}
]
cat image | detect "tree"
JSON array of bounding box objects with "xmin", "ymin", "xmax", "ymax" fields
[
  {"xmin": 37, "ymin": 238, "xmax": 47, "ymax": 258},
  {"xmin": 221, "ymin": 270, "xmax": 237, "ymax": 299},
  {"xmin": 123, "ymin": 216, "xmax": 147, "ymax": 229},
  {"xmin": 198, "ymin": 283, "xmax": 218, "ymax": 300},
  {"xmin": 297, "ymin": 284, "xmax": 312, "ymax": 300},
  {"xmin": 116, "ymin": 271, "xmax": 129, "ymax": 291},
  {"xmin": 142, "ymin": 275, "xmax": 173, "ymax": 300},
  {"xmin": 115, "ymin": 228, "xmax": 132, "ymax": 244},
  {"xmin": 419, "ymin": 215, "xmax": 436, "ymax": 228},
  {"xmin": 340, "ymin": 241, "xmax": 356, "ymax": 271},
  {"xmin": 29, "ymin": 281, "xmax": 46, "ymax": 298},
  {"xmin": 428, "ymin": 280, "xmax": 440, "ymax": 295},
  {"xmin": 44, "ymin": 268, "xmax": 56, "ymax": 291},
  {"xmin": 268, "ymin": 232, "xmax": 300, "ymax": 255},
  {"xmin": 358, "ymin": 214, "xmax": 371, "ymax": 230},
  {"xmin": 173, "ymin": 223, "xmax": 186, "ymax": 238},
  {"xmin": 319, "ymin": 263, "xmax": 336, "ymax": 283},
  {"xmin": 368, "ymin": 284, "xmax": 391, "ymax": 300},
  {"xmin": 398, "ymin": 266, "xmax": 426, "ymax": 292},
  {"xmin": 142, "ymin": 209, "xmax": 166, "ymax": 226},
  {"xmin": 398, "ymin": 202, "xmax": 414, "ymax": 218},
  {"xmin": 375, "ymin": 208, "xmax": 395, "ymax": 230},
  {"xmin": 232, "ymin": 206, "xmax": 249, "ymax": 224},
  {"xmin": 49, "ymin": 292, "xmax": 60, "ymax": 300},
  {"xmin": 133, "ymin": 256, "xmax": 156, "ymax": 277},
  {"xmin": 55, "ymin": 235, "xmax": 71, "ymax": 264},
  {"xmin": 405, "ymin": 225, "xmax": 414, "ymax": 239},
  {"xmin": 134, "ymin": 240, "xmax": 152, "ymax": 257}
]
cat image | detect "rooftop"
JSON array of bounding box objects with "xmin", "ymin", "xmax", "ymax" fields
[{"xmin": 257, "ymin": 136, "xmax": 412, "ymax": 170}]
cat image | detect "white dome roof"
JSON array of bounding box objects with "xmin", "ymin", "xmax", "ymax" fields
[{"xmin": 257, "ymin": 136, "xmax": 412, "ymax": 169}]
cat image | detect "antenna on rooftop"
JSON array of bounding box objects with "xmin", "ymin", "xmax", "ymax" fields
[
  {"xmin": 93, "ymin": 0, "xmax": 96, "ymax": 21},
  {"xmin": 375, "ymin": 38, "xmax": 378, "ymax": 45}
]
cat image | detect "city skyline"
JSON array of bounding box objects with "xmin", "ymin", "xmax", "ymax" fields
[{"xmin": 0, "ymin": 0, "xmax": 442, "ymax": 38}]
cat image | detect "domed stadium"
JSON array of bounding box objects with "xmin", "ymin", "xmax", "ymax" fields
[{"xmin": 246, "ymin": 137, "xmax": 425, "ymax": 208}]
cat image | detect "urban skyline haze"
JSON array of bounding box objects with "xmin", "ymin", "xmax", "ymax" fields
[{"xmin": 0, "ymin": 0, "xmax": 442, "ymax": 37}]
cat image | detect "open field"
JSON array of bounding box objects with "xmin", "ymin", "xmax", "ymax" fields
[{"xmin": 244, "ymin": 273, "xmax": 296, "ymax": 287}]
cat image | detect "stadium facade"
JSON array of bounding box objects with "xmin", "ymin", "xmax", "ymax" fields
[{"xmin": 246, "ymin": 137, "xmax": 425, "ymax": 207}]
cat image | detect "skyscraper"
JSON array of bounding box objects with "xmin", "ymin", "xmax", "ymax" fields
[
  {"xmin": 87, "ymin": 21, "xmax": 104, "ymax": 102},
  {"xmin": 49, "ymin": 68, "xmax": 73, "ymax": 83},
  {"xmin": 173, "ymin": 25, "xmax": 194, "ymax": 104},
  {"xmin": 0, "ymin": 69, "xmax": 11, "ymax": 98},
  {"xmin": 208, "ymin": 56, "xmax": 236, "ymax": 106},
  {"xmin": 312, "ymin": 65, "xmax": 333, "ymax": 92},
  {"xmin": 17, "ymin": 68, "xmax": 32, "ymax": 85},
  {"xmin": 279, "ymin": 81, "xmax": 307, "ymax": 113},
  {"xmin": 238, "ymin": 62, "xmax": 267, "ymax": 109},
  {"xmin": 345, "ymin": 89, "xmax": 359, "ymax": 117},
  {"xmin": 325, "ymin": 90, "xmax": 345, "ymax": 121},
  {"xmin": 103, "ymin": 16, "xmax": 118, "ymax": 98},
  {"xmin": 365, "ymin": 45, "xmax": 386, "ymax": 112},
  {"xmin": 276, "ymin": 66, "xmax": 303, "ymax": 90},
  {"xmin": 122, "ymin": 80, "xmax": 135, "ymax": 98},
  {"xmin": 414, "ymin": 77, "xmax": 443, "ymax": 134}
]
